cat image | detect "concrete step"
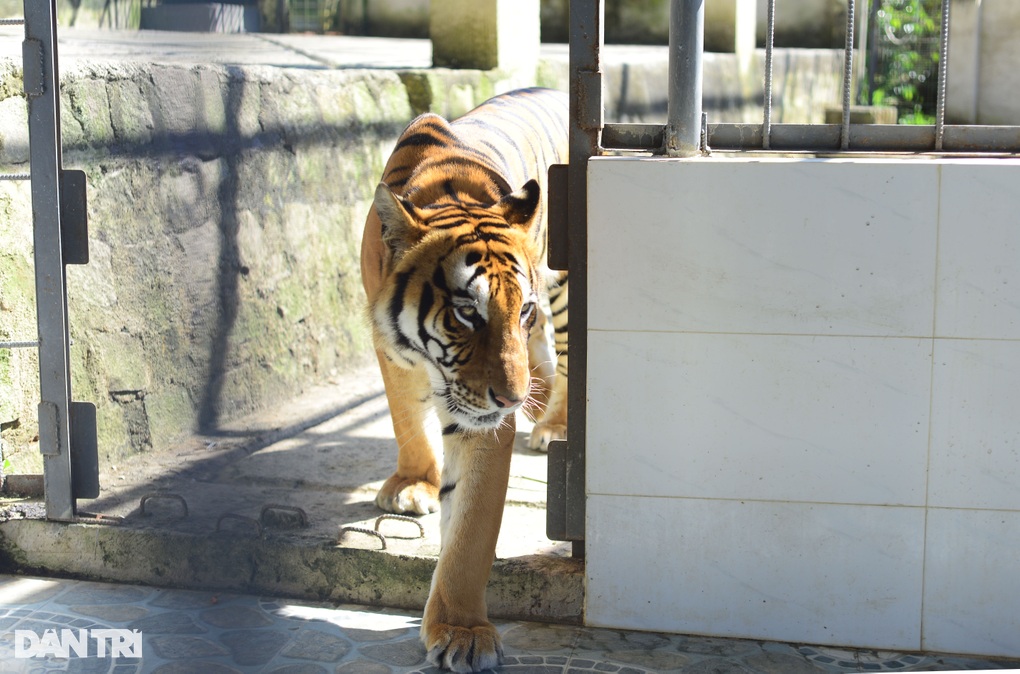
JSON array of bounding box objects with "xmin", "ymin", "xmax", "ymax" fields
[{"xmin": 0, "ymin": 364, "xmax": 582, "ymax": 623}]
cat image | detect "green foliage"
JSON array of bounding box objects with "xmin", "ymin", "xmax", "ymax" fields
[{"xmin": 868, "ymin": 0, "xmax": 941, "ymax": 124}]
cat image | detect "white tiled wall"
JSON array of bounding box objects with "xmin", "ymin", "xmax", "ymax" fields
[{"xmin": 585, "ymin": 156, "xmax": 1020, "ymax": 657}]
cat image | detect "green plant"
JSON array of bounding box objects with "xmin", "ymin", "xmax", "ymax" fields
[{"xmin": 866, "ymin": 0, "xmax": 941, "ymax": 124}]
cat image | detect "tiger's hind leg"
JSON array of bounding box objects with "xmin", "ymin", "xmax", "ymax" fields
[{"xmin": 374, "ymin": 350, "xmax": 442, "ymax": 515}]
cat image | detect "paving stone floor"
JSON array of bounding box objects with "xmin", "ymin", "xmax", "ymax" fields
[{"xmin": 1, "ymin": 575, "xmax": 1018, "ymax": 674}]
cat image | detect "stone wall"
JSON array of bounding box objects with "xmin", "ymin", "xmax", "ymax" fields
[{"xmin": 0, "ymin": 62, "xmax": 510, "ymax": 472}]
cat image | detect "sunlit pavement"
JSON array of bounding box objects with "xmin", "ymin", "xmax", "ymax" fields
[{"xmin": 2, "ymin": 574, "xmax": 1019, "ymax": 674}]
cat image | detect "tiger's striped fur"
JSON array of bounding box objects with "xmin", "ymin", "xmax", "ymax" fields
[{"xmin": 360, "ymin": 88, "xmax": 568, "ymax": 672}]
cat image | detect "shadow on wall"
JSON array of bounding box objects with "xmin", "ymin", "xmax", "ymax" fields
[
  {"xmin": 197, "ymin": 66, "xmax": 245, "ymax": 434},
  {"xmin": 47, "ymin": 65, "xmax": 416, "ymax": 461}
]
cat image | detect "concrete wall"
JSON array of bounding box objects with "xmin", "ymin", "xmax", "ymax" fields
[
  {"xmin": 947, "ymin": 0, "xmax": 1020, "ymax": 125},
  {"xmin": 0, "ymin": 61, "xmax": 509, "ymax": 473},
  {"xmin": 586, "ymin": 156, "xmax": 1020, "ymax": 658}
]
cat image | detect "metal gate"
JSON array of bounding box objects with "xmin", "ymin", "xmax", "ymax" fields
[
  {"xmin": 546, "ymin": 0, "xmax": 1020, "ymax": 550},
  {"xmin": 1, "ymin": 0, "xmax": 97, "ymax": 522}
]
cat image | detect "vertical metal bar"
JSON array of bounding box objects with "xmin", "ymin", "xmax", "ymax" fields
[
  {"xmin": 564, "ymin": 0, "xmax": 604, "ymax": 552},
  {"xmin": 856, "ymin": 0, "xmax": 870, "ymax": 105},
  {"xmin": 935, "ymin": 0, "xmax": 951, "ymax": 151},
  {"xmin": 762, "ymin": 0, "xmax": 776, "ymax": 149},
  {"xmin": 841, "ymin": 0, "xmax": 856, "ymax": 150},
  {"xmin": 665, "ymin": 0, "xmax": 704, "ymax": 157},
  {"xmin": 23, "ymin": 0, "xmax": 75, "ymax": 521}
]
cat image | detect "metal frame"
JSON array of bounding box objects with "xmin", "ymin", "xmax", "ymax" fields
[
  {"xmin": 597, "ymin": 0, "xmax": 1020, "ymax": 155},
  {"xmin": 2, "ymin": 0, "xmax": 96, "ymax": 520},
  {"xmin": 547, "ymin": 0, "xmax": 1020, "ymax": 549}
]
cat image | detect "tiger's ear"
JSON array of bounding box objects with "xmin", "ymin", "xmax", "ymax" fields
[
  {"xmin": 375, "ymin": 183, "xmax": 428, "ymax": 257},
  {"xmin": 495, "ymin": 179, "xmax": 541, "ymax": 232}
]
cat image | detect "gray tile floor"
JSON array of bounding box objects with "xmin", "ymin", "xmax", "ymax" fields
[{"xmin": 1, "ymin": 575, "xmax": 1018, "ymax": 673}]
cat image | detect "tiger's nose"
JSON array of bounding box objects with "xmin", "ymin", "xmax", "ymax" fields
[{"xmin": 491, "ymin": 390, "xmax": 523, "ymax": 409}]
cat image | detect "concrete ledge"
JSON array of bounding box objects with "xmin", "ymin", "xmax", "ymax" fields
[{"xmin": 0, "ymin": 518, "xmax": 584, "ymax": 622}]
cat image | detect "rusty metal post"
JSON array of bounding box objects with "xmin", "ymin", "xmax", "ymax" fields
[{"xmin": 665, "ymin": 0, "xmax": 704, "ymax": 156}]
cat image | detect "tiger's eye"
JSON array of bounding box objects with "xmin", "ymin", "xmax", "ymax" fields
[{"xmin": 454, "ymin": 305, "xmax": 479, "ymax": 328}]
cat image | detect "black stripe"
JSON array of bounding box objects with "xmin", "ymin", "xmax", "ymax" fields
[
  {"xmin": 439, "ymin": 483, "xmax": 456, "ymax": 497},
  {"xmin": 395, "ymin": 131, "xmax": 449, "ymax": 151},
  {"xmin": 442, "ymin": 424, "xmax": 461, "ymax": 435},
  {"xmin": 388, "ymin": 271, "xmax": 420, "ymax": 355},
  {"xmin": 417, "ymin": 281, "xmax": 435, "ymax": 349},
  {"xmin": 432, "ymin": 267, "xmax": 449, "ymax": 293}
]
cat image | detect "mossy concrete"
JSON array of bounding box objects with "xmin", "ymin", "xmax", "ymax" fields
[
  {"xmin": 0, "ymin": 518, "xmax": 584, "ymax": 622},
  {"xmin": 0, "ymin": 62, "xmax": 504, "ymax": 472}
]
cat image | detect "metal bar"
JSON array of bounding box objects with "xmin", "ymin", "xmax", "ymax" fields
[
  {"xmin": 23, "ymin": 0, "xmax": 75, "ymax": 521},
  {"xmin": 1, "ymin": 173, "xmax": 31, "ymax": 181},
  {"xmin": 935, "ymin": 0, "xmax": 952, "ymax": 151},
  {"xmin": 762, "ymin": 0, "xmax": 776, "ymax": 149},
  {"xmin": 0, "ymin": 18, "xmax": 25, "ymax": 25},
  {"xmin": 551, "ymin": 0, "xmax": 604, "ymax": 551},
  {"xmin": 665, "ymin": 0, "xmax": 704, "ymax": 157},
  {"xmin": 841, "ymin": 0, "xmax": 856, "ymax": 150},
  {"xmin": 0, "ymin": 340, "xmax": 41, "ymax": 349},
  {"xmin": 602, "ymin": 122, "xmax": 1020, "ymax": 154}
]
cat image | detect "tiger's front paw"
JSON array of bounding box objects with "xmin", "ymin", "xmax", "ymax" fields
[
  {"xmin": 423, "ymin": 621, "xmax": 503, "ymax": 673},
  {"xmin": 528, "ymin": 421, "xmax": 567, "ymax": 452},
  {"xmin": 375, "ymin": 474, "xmax": 439, "ymax": 515}
]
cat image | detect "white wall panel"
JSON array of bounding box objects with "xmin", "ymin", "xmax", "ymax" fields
[
  {"xmin": 587, "ymin": 158, "xmax": 938, "ymax": 337},
  {"xmin": 922, "ymin": 508, "xmax": 1020, "ymax": 657},
  {"xmin": 585, "ymin": 156, "xmax": 1020, "ymax": 657},
  {"xmin": 586, "ymin": 495, "xmax": 925, "ymax": 649},
  {"xmin": 588, "ymin": 330, "xmax": 931, "ymax": 506},
  {"xmin": 936, "ymin": 163, "xmax": 1020, "ymax": 340},
  {"xmin": 928, "ymin": 339, "xmax": 1020, "ymax": 511}
]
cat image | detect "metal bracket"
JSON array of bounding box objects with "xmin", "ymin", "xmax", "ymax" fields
[
  {"xmin": 547, "ymin": 163, "xmax": 569, "ymax": 271},
  {"xmin": 37, "ymin": 401, "xmax": 60, "ymax": 457},
  {"xmin": 70, "ymin": 401, "xmax": 99, "ymax": 499},
  {"xmin": 546, "ymin": 438, "xmax": 585, "ymax": 543},
  {"xmin": 576, "ymin": 69, "xmax": 605, "ymax": 132},
  {"xmin": 260, "ymin": 504, "xmax": 309, "ymax": 529},
  {"xmin": 339, "ymin": 526, "xmax": 387, "ymax": 550},
  {"xmin": 375, "ymin": 514, "xmax": 425, "ymax": 539},
  {"xmin": 60, "ymin": 170, "xmax": 89, "ymax": 265},
  {"xmin": 21, "ymin": 38, "xmax": 44, "ymax": 97},
  {"xmin": 140, "ymin": 492, "xmax": 189, "ymax": 518}
]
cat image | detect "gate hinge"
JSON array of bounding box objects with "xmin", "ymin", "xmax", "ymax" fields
[
  {"xmin": 547, "ymin": 163, "xmax": 568, "ymax": 271},
  {"xmin": 547, "ymin": 439, "xmax": 585, "ymax": 544},
  {"xmin": 61, "ymin": 170, "xmax": 89, "ymax": 265},
  {"xmin": 21, "ymin": 39, "xmax": 44, "ymax": 97},
  {"xmin": 70, "ymin": 401, "xmax": 99, "ymax": 499}
]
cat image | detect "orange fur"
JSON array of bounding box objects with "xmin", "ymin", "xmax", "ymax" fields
[{"xmin": 360, "ymin": 88, "xmax": 568, "ymax": 672}]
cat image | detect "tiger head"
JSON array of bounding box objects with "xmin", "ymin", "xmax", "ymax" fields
[{"xmin": 371, "ymin": 179, "xmax": 544, "ymax": 431}]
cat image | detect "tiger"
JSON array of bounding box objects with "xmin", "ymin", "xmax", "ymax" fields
[{"xmin": 359, "ymin": 87, "xmax": 569, "ymax": 672}]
